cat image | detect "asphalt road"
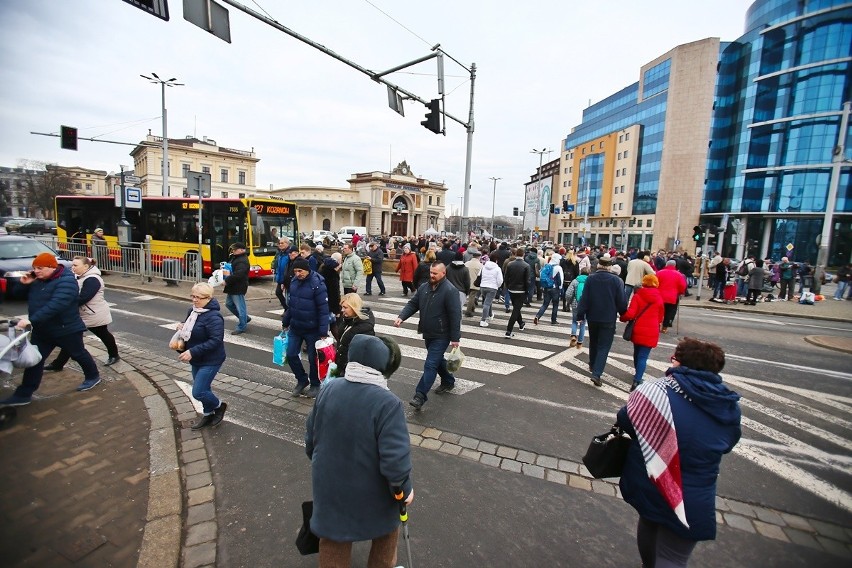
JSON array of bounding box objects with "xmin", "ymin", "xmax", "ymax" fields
[{"xmin": 4, "ymin": 282, "xmax": 849, "ymax": 566}]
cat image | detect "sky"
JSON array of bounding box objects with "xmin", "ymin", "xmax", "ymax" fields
[{"xmin": 0, "ymin": 0, "xmax": 751, "ymax": 219}]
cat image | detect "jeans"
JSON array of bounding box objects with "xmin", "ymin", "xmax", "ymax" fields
[
  {"xmin": 507, "ymin": 292, "xmax": 526, "ymax": 332},
  {"xmin": 636, "ymin": 518, "xmax": 697, "ymax": 568},
  {"xmin": 225, "ymin": 294, "xmax": 248, "ymax": 331},
  {"xmin": 52, "ymin": 324, "xmax": 119, "ymax": 366},
  {"xmin": 480, "ymin": 287, "xmax": 498, "ymax": 322},
  {"xmin": 526, "ymin": 275, "xmax": 536, "ymax": 303},
  {"xmin": 571, "ymin": 311, "xmax": 586, "ymax": 344},
  {"xmin": 736, "ymin": 277, "xmax": 748, "ymax": 297},
  {"xmin": 191, "ymin": 363, "xmax": 223, "ymax": 415},
  {"xmin": 633, "ymin": 344, "xmax": 653, "ymax": 384},
  {"xmin": 366, "ymin": 272, "xmax": 386, "ymax": 294},
  {"xmin": 503, "ymin": 287, "xmax": 511, "ymax": 309},
  {"xmin": 16, "ymin": 332, "xmax": 100, "ymax": 398},
  {"xmin": 535, "ymin": 287, "xmax": 560, "ymax": 323},
  {"xmin": 624, "ymin": 284, "xmax": 635, "ymax": 302},
  {"xmin": 415, "ymin": 337, "xmax": 453, "ymax": 400},
  {"xmin": 587, "ymin": 322, "xmax": 616, "ymax": 378},
  {"xmin": 713, "ymin": 279, "xmax": 725, "ymax": 299},
  {"xmin": 287, "ymin": 329, "xmax": 321, "ymax": 387},
  {"xmin": 836, "ymin": 280, "xmax": 849, "ymax": 300}
]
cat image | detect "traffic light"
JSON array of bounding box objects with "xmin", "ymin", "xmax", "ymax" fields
[
  {"xmin": 707, "ymin": 225, "xmax": 719, "ymax": 236},
  {"xmin": 692, "ymin": 225, "xmax": 703, "ymax": 242},
  {"xmin": 513, "ymin": 207, "xmax": 519, "ymax": 216},
  {"xmin": 60, "ymin": 125, "xmax": 78, "ymax": 150},
  {"xmin": 549, "ymin": 203, "xmax": 555, "ymax": 213},
  {"xmin": 421, "ymin": 99, "xmax": 441, "ymax": 134},
  {"xmin": 563, "ymin": 200, "xmax": 569, "ymax": 211}
]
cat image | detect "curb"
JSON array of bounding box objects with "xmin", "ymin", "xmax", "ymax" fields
[
  {"xmin": 679, "ymin": 300, "xmax": 850, "ymax": 323},
  {"xmin": 803, "ymin": 335, "xmax": 852, "ymax": 355}
]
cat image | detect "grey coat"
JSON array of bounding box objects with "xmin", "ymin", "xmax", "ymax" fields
[
  {"xmin": 305, "ymin": 378, "xmax": 412, "ymax": 541},
  {"xmin": 747, "ymin": 266, "xmax": 768, "ymax": 290}
]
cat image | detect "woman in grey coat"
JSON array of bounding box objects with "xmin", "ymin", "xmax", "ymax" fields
[
  {"xmin": 305, "ymin": 335, "xmax": 413, "ymax": 567},
  {"xmin": 745, "ymin": 259, "xmax": 768, "ymax": 305}
]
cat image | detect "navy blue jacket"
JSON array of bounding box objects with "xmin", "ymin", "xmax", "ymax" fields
[
  {"xmin": 183, "ymin": 298, "xmax": 226, "ymax": 367},
  {"xmin": 306, "ymin": 378, "xmax": 412, "ymax": 541},
  {"xmin": 26, "ymin": 265, "xmax": 86, "ymax": 342},
  {"xmin": 575, "ymin": 268, "xmax": 628, "ymax": 323},
  {"xmin": 398, "ymin": 277, "xmax": 461, "ymax": 341},
  {"xmin": 281, "ymin": 271, "xmax": 329, "ymax": 336},
  {"xmin": 272, "ymin": 250, "xmax": 290, "ymax": 284},
  {"xmin": 617, "ymin": 368, "xmax": 741, "ymax": 541}
]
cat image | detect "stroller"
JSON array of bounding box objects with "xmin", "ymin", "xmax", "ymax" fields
[{"xmin": 0, "ymin": 319, "xmax": 41, "ymax": 429}]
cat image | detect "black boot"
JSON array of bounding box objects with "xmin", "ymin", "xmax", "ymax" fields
[
  {"xmin": 191, "ymin": 414, "xmax": 216, "ymax": 430},
  {"xmin": 44, "ymin": 362, "xmax": 64, "ymax": 372},
  {"xmin": 105, "ymin": 356, "xmax": 121, "ymax": 366},
  {"xmin": 209, "ymin": 402, "xmax": 228, "ymax": 427}
]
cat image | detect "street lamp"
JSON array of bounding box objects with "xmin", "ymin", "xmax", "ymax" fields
[
  {"xmin": 141, "ymin": 73, "xmax": 184, "ymax": 197},
  {"xmin": 489, "ymin": 176, "xmax": 501, "ymax": 236},
  {"xmin": 530, "ymin": 148, "xmax": 550, "ymax": 240}
]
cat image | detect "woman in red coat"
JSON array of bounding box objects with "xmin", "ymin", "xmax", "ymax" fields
[
  {"xmin": 620, "ymin": 274, "xmax": 665, "ymax": 391},
  {"xmin": 395, "ymin": 244, "xmax": 419, "ymax": 296}
]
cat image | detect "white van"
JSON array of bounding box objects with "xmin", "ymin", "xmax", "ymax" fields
[{"xmin": 336, "ymin": 226, "xmax": 368, "ymax": 244}]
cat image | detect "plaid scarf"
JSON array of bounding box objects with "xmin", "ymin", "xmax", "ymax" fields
[{"xmin": 627, "ymin": 378, "xmax": 689, "ymax": 528}]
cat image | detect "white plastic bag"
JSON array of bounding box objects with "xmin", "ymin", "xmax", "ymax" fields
[
  {"xmin": 445, "ymin": 346, "xmax": 465, "ymax": 373},
  {"xmin": 208, "ymin": 269, "xmax": 226, "ymax": 288}
]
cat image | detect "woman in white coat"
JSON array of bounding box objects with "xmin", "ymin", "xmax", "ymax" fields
[{"xmin": 45, "ymin": 256, "xmax": 120, "ymax": 370}]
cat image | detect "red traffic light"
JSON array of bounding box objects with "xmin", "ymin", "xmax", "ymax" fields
[{"xmin": 60, "ymin": 125, "xmax": 78, "ymax": 151}]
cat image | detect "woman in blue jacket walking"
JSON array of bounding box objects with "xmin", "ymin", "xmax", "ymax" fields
[
  {"xmin": 616, "ymin": 337, "xmax": 741, "ymax": 567},
  {"xmin": 175, "ymin": 283, "xmax": 227, "ymax": 430}
]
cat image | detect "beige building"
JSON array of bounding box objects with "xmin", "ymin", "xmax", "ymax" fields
[
  {"xmin": 52, "ymin": 165, "xmax": 108, "ymax": 196},
  {"xmin": 129, "ymin": 133, "xmax": 260, "ymax": 198},
  {"xmin": 555, "ymin": 38, "xmax": 719, "ymax": 251},
  {"xmin": 270, "ymin": 161, "xmax": 449, "ymax": 236}
]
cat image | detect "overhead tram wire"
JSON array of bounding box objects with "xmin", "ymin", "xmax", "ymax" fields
[{"xmin": 362, "ymin": 0, "xmax": 433, "ymax": 48}]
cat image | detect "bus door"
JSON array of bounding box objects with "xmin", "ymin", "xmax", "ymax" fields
[{"xmin": 210, "ymin": 213, "xmax": 230, "ymax": 269}]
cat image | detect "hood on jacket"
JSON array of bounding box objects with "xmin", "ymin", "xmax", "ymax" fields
[
  {"xmin": 203, "ymin": 297, "xmax": 222, "ymax": 312},
  {"xmin": 668, "ymin": 367, "xmax": 741, "ymax": 426},
  {"xmin": 549, "ymin": 254, "xmax": 562, "ymax": 265},
  {"xmin": 79, "ymin": 265, "xmax": 103, "ymax": 279}
]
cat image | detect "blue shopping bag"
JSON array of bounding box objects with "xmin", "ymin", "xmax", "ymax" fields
[{"xmin": 273, "ymin": 331, "xmax": 289, "ymax": 366}]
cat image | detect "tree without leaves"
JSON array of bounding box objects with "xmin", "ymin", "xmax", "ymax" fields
[{"xmin": 16, "ymin": 160, "xmax": 75, "ymax": 219}]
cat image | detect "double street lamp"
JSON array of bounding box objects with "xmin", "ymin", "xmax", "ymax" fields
[{"xmin": 141, "ymin": 73, "xmax": 184, "ymax": 197}]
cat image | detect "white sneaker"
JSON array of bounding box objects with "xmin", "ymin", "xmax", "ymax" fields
[
  {"xmin": 479, "ymin": 321, "xmax": 489, "ymax": 327},
  {"xmin": 488, "ymin": 314, "xmax": 494, "ymax": 321}
]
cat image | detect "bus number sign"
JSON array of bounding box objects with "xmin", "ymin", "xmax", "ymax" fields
[
  {"xmin": 182, "ymin": 202, "xmax": 201, "ymax": 210},
  {"xmin": 254, "ymin": 203, "xmax": 291, "ymax": 215}
]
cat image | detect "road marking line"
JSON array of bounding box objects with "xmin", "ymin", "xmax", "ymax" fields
[
  {"xmin": 131, "ymin": 294, "xmax": 161, "ymax": 302},
  {"xmin": 372, "ymin": 323, "xmax": 554, "ymax": 359}
]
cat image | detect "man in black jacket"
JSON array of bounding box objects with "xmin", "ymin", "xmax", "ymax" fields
[
  {"xmin": 503, "ymin": 248, "xmax": 531, "ymax": 337},
  {"xmin": 223, "ymin": 242, "xmax": 250, "ymax": 334},
  {"xmin": 575, "ymin": 254, "xmax": 628, "ymax": 386},
  {"xmin": 394, "ymin": 262, "xmax": 461, "ymax": 410},
  {"xmin": 364, "ymin": 241, "xmax": 386, "ymax": 296}
]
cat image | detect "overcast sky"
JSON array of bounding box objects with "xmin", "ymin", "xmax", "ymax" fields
[{"xmin": 0, "ymin": 0, "xmax": 750, "ymax": 218}]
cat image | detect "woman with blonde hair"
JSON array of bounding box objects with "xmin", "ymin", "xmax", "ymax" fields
[
  {"xmin": 413, "ymin": 249, "xmax": 436, "ymax": 290},
  {"xmin": 620, "ymin": 273, "xmax": 665, "ymax": 391},
  {"xmin": 45, "ymin": 256, "xmax": 120, "ymax": 370},
  {"xmin": 335, "ymin": 293, "xmax": 376, "ymax": 375},
  {"xmin": 176, "ymin": 282, "xmax": 227, "ymax": 429}
]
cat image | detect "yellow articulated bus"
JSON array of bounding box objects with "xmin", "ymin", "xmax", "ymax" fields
[{"xmin": 55, "ymin": 195, "xmax": 298, "ymax": 278}]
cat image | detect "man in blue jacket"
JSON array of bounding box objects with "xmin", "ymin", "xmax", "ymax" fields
[
  {"xmin": 282, "ymin": 258, "xmax": 330, "ymax": 399},
  {"xmin": 575, "ymin": 254, "xmax": 628, "ymax": 386},
  {"xmin": 0, "ymin": 253, "xmax": 101, "ymax": 406},
  {"xmin": 394, "ymin": 261, "xmax": 461, "ymax": 410},
  {"xmin": 270, "ymin": 237, "xmax": 291, "ymax": 309}
]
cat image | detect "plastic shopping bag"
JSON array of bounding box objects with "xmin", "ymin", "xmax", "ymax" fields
[
  {"xmin": 315, "ymin": 337, "xmax": 336, "ymax": 382},
  {"xmin": 273, "ymin": 331, "xmax": 289, "ymax": 366},
  {"xmin": 445, "ymin": 346, "xmax": 465, "ymax": 373},
  {"xmin": 208, "ymin": 269, "xmax": 226, "ymax": 287}
]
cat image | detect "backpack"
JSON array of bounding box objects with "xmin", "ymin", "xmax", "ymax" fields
[
  {"xmin": 575, "ymin": 276, "xmax": 586, "ymax": 302},
  {"xmin": 737, "ymin": 261, "xmax": 749, "ymax": 276},
  {"xmin": 540, "ymin": 263, "xmax": 555, "ymax": 288},
  {"xmin": 362, "ymin": 257, "xmax": 373, "ymax": 276}
]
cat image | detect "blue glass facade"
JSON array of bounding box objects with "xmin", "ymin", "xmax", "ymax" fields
[
  {"xmin": 578, "ymin": 155, "xmax": 605, "ymax": 217},
  {"xmin": 564, "ymin": 75, "xmax": 669, "ymax": 215},
  {"xmin": 704, "ymin": 0, "xmax": 852, "ymax": 265}
]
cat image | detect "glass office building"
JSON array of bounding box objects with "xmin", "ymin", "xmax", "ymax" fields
[{"xmin": 704, "ymin": 0, "xmax": 851, "ymax": 265}]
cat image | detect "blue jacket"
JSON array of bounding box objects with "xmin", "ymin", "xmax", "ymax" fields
[
  {"xmin": 281, "ymin": 271, "xmax": 329, "ymax": 336},
  {"xmin": 617, "ymin": 368, "xmax": 741, "ymax": 541},
  {"xmin": 398, "ymin": 277, "xmax": 461, "ymax": 341},
  {"xmin": 272, "ymin": 250, "xmax": 290, "ymax": 284},
  {"xmin": 26, "ymin": 265, "xmax": 86, "ymax": 342},
  {"xmin": 306, "ymin": 378, "xmax": 412, "ymax": 541},
  {"xmin": 184, "ymin": 298, "xmax": 226, "ymax": 367},
  {"xmin": 575, "ymin": 268, "xmax": 628, "ymax": 323}
]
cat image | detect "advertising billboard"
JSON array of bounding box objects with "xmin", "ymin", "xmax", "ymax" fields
[{"xmin": 523, "ymin": 176, "xmax": 552, "ymax": 234}]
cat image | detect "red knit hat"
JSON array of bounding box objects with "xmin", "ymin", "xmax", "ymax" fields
[{"xmin": 32, "ymin": 252, "xmax": 58, "ymax": 268}]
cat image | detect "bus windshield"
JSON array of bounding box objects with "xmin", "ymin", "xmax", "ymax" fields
[{"xmin": 249, "ymin": 201, "xmax": 298, "ymax": 256}]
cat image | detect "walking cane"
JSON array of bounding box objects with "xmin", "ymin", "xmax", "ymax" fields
[
  {"xmin": 676, "ymin": 296, "xmax": 681, "ymax": 336},
  {"xmin": 393, "ymin": 486, "xmax": 414, "ymax": 568}
]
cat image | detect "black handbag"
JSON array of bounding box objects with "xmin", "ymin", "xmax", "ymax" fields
[
  {"xmin": 582, "ymin": 425, "xmax": 632, "ymax": 478},
  {"xmin": 474, "ymin": 272, "xmax": 482, "ymax": 287},
  {"xmin": 295, "ymin": 500, "xmax": 320, "ymax": 555},
  {"xmin": 622, "ymin": 302, "xmax": 652, "ymax": 341}
]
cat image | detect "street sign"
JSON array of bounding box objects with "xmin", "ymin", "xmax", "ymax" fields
[
  {"xmin": 183, "ymin": 0, "xmax": 231, "ymax": 43},
  {"xmin": 786, "ymin": 243, "xmax": 794, "ymax": 251},
  {"xmin": 564, "ymin": 204, "xmax": 575, "ymax": 212},
  {"xmin": 115, "ymin": 186, "xmax": 142, "ymax": 209},
  {"xmin": 674, "ymin": 239, "xmax": 681, "ymax": 246},
  {"xmin": 121, "ymin": 0, "xmax": 170, "ymax": 21},
  {"xmin": 186, "ymin": 171, "xmax": 212, "ymax": 197},
  {"xmin": 124, "ymin": 175, "xmax": 141, "ymax": 184}
]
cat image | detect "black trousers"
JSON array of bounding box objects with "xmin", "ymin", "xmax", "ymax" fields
[
  {"xmin": 275, "ymin": 283, "xmax": 288, "ymax": 310},
  {"xmin": 662, "ymin": 302, "xmax": 678, "ymax": 328},
  {"xmin": 52, "ymin": 325, "xmax": 119, "ymax": 365},
  {"xmin": 506, "ymin": 292, "xmax": 526, "ymax": 332}
]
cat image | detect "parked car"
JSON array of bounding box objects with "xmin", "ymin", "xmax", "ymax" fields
[
  {"xmin": 3, "ymin": 217, "xmax": 31, "ymax": 231},
  {"xmin": 15, "ymin": 219, "xmax": 57, "ymax": 235},
  {"xmin": 0, "ymin": 235, "xmax": 71, "ymax": 300},
  {"xmin": 336, "ymin": 226, "xmax": 368, "ymax": 244}
]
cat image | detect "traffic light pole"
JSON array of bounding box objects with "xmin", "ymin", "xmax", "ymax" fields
[{"xmin": 696, "ymin": 231, "xmax": 710, "ymax": 301}]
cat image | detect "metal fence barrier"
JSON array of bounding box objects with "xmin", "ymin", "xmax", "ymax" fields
[{"xmin": 32, "ymin": 235, "xmax": 201, "ymax": 284}]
